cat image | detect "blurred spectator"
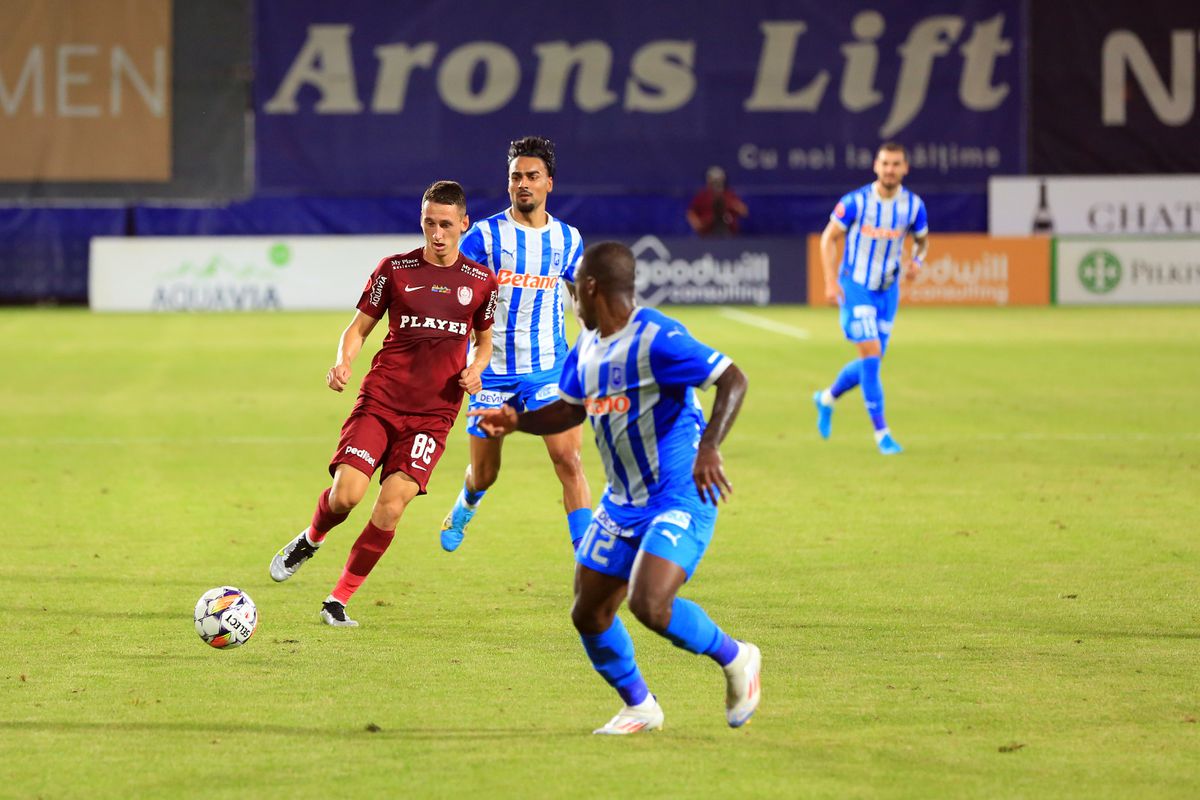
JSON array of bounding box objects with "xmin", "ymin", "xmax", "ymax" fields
[{"xmin": 686, "ymin": 166, "xmax": 748, "ymax": 237}]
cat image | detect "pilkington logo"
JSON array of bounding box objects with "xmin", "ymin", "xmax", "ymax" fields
[{"xmin": 1078, "ymin": 250, "xmax": 1122, "ymax": 294}]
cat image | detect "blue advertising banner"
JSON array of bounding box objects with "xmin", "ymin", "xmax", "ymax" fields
[
  {"xmin": 618, "ymin": 236, "xmax": 806, "ymax": 306},
  {"xmin": 255, "ymin": 0, "xmax": 1023, "ymax": 195}
]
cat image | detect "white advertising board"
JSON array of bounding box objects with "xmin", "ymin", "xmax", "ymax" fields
[
  {"xmin": 89, "ymin": 236, "xmax": 425, "ymax": 311},
  {"xmin": 989, "ymin": 176, "xmax": 1200, "ymax": 236},
  {"xmin": 1054, "ymin": 238, "xmax": 1200, "ymax": 305}
]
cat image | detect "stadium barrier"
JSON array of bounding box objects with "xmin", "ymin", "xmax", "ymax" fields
[
  {"xmin": 1054, "ymin": 238, "xmax": 1200, "ymax": 305},
  {"xmin": 89, "ymin": 235, "xmax": 423, "ymax": 312},
  {"xmin": 618, "ymin": 236, "xmax": 805, "ymax": 306},
  {"xmin": 805, "ymin": 234, "xmax": 1051, "ymax": 306},
  {"xmin": 89, "ymin": 234, "xmax": 810, "ymax": 311},
  {"xmin": 989, "ymin": 176, "xmax": 1200, "ymax": 236}
]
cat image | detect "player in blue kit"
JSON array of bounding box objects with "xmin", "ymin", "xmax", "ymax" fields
[
  {"xmin": 471, "ymin": 242, "xmax": 760, "ymax": 734},
  {"xmin": 439, "ymin": 136, "xmax": 592, "ymax": 553},
  {"xmin": 814, "ymin": 142, "xmax": 929, "ymax": 454}
]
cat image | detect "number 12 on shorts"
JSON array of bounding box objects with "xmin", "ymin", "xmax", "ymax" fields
[{"xmin": 578, "ymin": 526, "xmax": 617, "ymax": 566}]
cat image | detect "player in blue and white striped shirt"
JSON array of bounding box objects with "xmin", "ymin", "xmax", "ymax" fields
[
  {"xmin": 471, "ymin": 242, "xmax": 761, "ymax": 734},
  {"xmin": 814, "ymin": 142, "xmax": 929, "ymax": 454},
  {"xmin": 440, "ymin": 137, "xmax": 592, "ymax": 553}
]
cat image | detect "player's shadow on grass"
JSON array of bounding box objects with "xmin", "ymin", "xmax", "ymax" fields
[
  {"xmin": 1048, "ymin": 629, "xmax": 1200, "ymax": 640},
  {"xmin": 2, "ymin": 570, "xmax": 203, "ymax": 588},
  {"xmin": 0, "ymin": 720, "xmax": 573, "ymax": 739},
  {"xmin": 9, "ymin": 606, "xmax": 182, "ymax": 621}
]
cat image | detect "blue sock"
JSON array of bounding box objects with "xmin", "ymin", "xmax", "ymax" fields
[
  {"xmin": 580, "ymin": 616, "xmax": 650, "ymax": 707},
  {"xmin": 711, "ymin": 633, "xmax": 740, "ymax": 667},
  {"xmin": 566, "ymin": 508, "xmax": 592, "ymax": 550},
  {"xmin": 662, "ymin": 597, "xmax": 735, "ymax": 666},
  {"xmin": 830, "ymin": 358, "xmax": 862, "ymax": 399},
  {"xmin": 860, "ymin": 355, "xmax": 887, "ymax": 431},
  {"xmin": 463, "ymin": 481, "xmax": 486, "ymax": 507}
]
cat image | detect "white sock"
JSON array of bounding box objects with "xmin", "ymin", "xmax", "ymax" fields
[
  {"xmin": 820, "ymin": 389, "xmax": 835, "ymax": 406},
  {"xmin": 303, "ymin": 528, "xmax": 322, "ymax": 548},
  {"xmin": 874, "ymin": 428, "xmax": 890, "ymax": 444},
  {"xmin": 630, "ymin": 694, "xmax": 657, "ymax": 710}
]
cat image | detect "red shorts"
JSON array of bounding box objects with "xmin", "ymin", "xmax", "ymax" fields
[{"xmin": 329, "ymin": 408, "xmax": 452, "ymax": 494}]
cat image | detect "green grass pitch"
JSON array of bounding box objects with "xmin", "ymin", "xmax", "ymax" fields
[{"xmin": 1, "ymin": 305, "xmax": 1197, "ymax": 798}]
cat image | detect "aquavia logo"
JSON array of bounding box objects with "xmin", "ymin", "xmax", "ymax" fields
[
  {"xmin": 1078, "ymin": 250, "xmax": 1122, "ymax": 294},
  {"xmin": 151, "ymin": 243, "xmax": 291, "ymax": 311}
]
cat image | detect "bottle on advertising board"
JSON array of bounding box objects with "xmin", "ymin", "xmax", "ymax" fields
[{"xmin": 1031, "ymin": 178, "xmax": 1054, "ymax": 234}]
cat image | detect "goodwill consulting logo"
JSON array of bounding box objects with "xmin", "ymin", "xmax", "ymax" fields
[
  {"xmin": 630, "ymin": 236, "xmax": 770, "ymax": 306},
  {"xmin": 1078, "ymin": 250, "xmax": 1121, "ymax": 294}
]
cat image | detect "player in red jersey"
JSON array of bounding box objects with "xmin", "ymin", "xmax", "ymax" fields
[{"xmin": 268, "ymin": 180, "xmax": 500, "ymax": 627}]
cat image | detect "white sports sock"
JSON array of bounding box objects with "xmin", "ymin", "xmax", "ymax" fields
[
  {"xmin": 820, "ymin": 389, "xmax": 835, "ymax": 406},
  {"xmin": 874, "ymin": 428, "xmax": 891, "ymax": 444}
]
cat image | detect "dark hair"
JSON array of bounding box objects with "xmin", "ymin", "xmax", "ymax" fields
[
  {"xmin": 582, "ymin": 241, "xmax": 636, "ymax": 295},
  {"xmin": 422, "ymin": 180, "xmax": 467, "ymax": 213},
  {"xmin": 877, "ymin": 141, "xmax": 907, "ymax": 160},
  {"xmin": 507, "ymin": 136, "xmax": 556, "ymax": 178}
]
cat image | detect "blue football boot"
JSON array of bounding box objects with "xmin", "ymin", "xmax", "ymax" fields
[
  {"xmin": 439, "ymin": 491, "xmax": 478, "ymax": 552},
  {"xmin": 813, "ymin": 391, "xmax": 833, "ymax": 439}
]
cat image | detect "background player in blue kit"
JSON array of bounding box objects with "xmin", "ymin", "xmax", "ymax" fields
[
  {"xmin": 440, "ymin": 136, "xmax": 592, "ymax": 553},
  {"xmin": 471, "ymin": 242, "xmax": 760, "ymax": 734},
  {"xmin": 814, "ymin": 142, "xmax": 929, "ymax": 454}
]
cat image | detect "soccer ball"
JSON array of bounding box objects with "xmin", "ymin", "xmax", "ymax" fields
[{"xmin": 194, "ymin": 586, "xmax": 258, "ymax": 649}]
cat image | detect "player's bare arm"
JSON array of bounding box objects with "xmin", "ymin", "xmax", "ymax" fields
[
  {"xmin": 694, "ymin": 364, "xmax": 748, "ymax": 505},
  {"xmin": 469, "ymin": 399, "xmax": 586, "ymax": 439},
  {"xmin": 905, "ymin": 233, "xmax": 929, "ymax": 279},
  {"xmin": 819, "ymin": 220, "xmax": 846, "ymax": 304},
  {"xmin": 459, "ymin": 328, "xmax": 493, "ymax": 394},
  {"xmin": 328, "ymin": 311, "xmax": 379, "ymax": 392}
]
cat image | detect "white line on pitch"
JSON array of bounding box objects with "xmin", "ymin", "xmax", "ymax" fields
[{"xmin": 717, "ymin": 307, "xmax": 810, "ymax": 339}]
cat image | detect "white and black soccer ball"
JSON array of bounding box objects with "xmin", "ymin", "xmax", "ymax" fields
[{"xmin": 194, "ymin": 586, "xmax": 258, "ymax": 649}]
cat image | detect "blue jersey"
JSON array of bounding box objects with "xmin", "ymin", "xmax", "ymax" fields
[
  {"xmin": 558, "ymin": 307, "xmax": 732, "ymax": 512},
  {"xmin": 830, "ymin": 183, "xmax": 928, "ymax": 291},
  {"xmin": 460, "ymin": 209, "xmax": 583, "ymax": 376}
]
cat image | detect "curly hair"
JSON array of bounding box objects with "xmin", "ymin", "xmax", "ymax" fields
[{"xmin": 507, "ymin": 136, "xmax": 557, "ymax": 178}]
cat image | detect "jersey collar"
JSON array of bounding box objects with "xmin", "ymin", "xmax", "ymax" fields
[
  {"xmin": 504, "ymin": 208, "xmax": 555, "ymax": 233},
  {"xmin": 594, "ymin": 306, "xmax": 642, "ymax": 345}
]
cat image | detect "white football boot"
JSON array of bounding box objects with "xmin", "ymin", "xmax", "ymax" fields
[
  {"xmin": 320, "ymin": 597, "xmax": 358, "ymax": 628},
  {"xmin": 592, "ymin": 695, "xmax": 664, "ymax": 735},
  {"xmin": 723, "ymin": 641, "xmax": 762, "ymax": 728},
  {"xmin": 270, "ymin": 528, "xmax": 319, "ymax": 582}
]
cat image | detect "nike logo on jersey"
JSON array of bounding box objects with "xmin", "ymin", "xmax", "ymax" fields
[
  {"xmin": 405, "ymin": 285, "xmax": 425, "ymax": 292},
  {"xmin": 409, "ymin": 462, "xmax": 428, "ymax": 471},
  {"xmin": 658, "ymin": 530, "xmax": 681, "ymax": 547}
]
